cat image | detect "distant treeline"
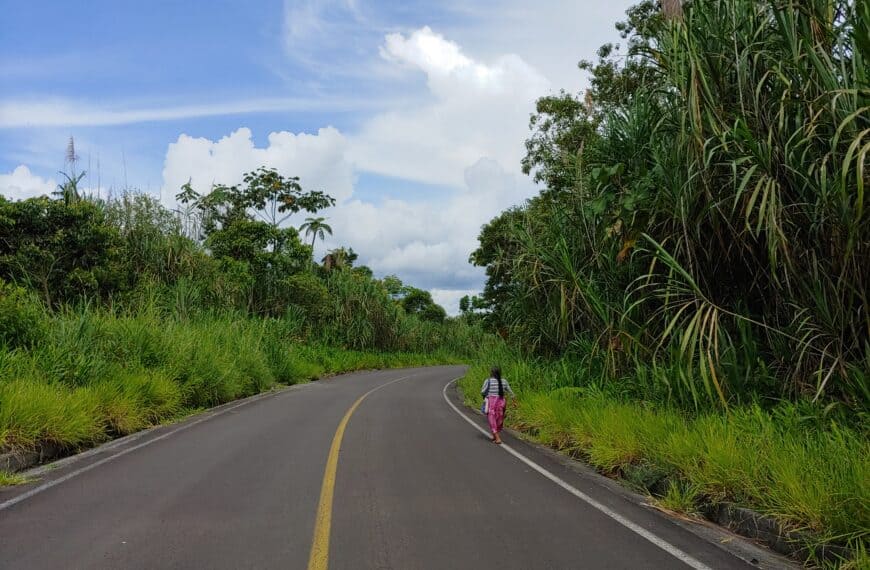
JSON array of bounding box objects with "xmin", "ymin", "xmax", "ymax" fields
[{"xmin": 0, "ymin": 166, "xmax": 482, "ymax": 354}]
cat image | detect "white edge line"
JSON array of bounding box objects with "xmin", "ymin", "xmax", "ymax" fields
[{"xmin": 442, "ymin": 377, "xmax": 714, "ymax": 570}]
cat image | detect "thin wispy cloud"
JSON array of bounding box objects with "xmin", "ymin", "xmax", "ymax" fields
[
  {"xmin": 0, "ymin": 96, "xmax": 398, "ymax": 129},
  {"xmin": 280, "ymin": 0, "xmax": 393, "ymax": 82},
  {"xmin": 284, "ymin": 0, "xmax": 367, "ymax": 43}
]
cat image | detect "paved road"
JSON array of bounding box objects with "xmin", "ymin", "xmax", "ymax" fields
[{"xmin": 0, "ymin": 366, "xmax": 779, "ymax": 569}]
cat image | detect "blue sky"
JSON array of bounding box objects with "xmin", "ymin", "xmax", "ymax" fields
[{"xmin": 0, "ymin": 0, "xmax": 635, "ymax": 313}]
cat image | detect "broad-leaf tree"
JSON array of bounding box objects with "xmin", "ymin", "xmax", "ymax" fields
[
  {"xmin": 0, "ymin": 196, "xmax": 121, "ymax": 306},
  {"xmin": 176, "ymin": 168, "xmax": 334, "ymax": 314}
]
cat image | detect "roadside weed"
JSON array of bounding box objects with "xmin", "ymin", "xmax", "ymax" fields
[{"xmin": 0, "ymin": 470, "xmax": 31, "ymax": 486}]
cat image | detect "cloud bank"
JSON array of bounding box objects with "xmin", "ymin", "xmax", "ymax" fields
[
  {"xmin": 158, "ymin": 27, "xmax": 542, "ymax": 313},
  {"xmin": 0, "ymin": 165, "xmax": 56, "ymax": 200},
  {"xmin": 350, "ymin": 26, "xmax": 548, "ymax": 188},
  {"xmin": 161, "ymin": 126, "xmax": 355, "ymax": 206}
]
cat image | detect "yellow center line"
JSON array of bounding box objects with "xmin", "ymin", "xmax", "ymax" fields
[{"xmin": 307, "ymin": 374, "xmax": 413, "ymax": 570}]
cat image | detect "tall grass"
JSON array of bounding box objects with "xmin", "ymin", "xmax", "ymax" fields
[
  {"xmin": 0, "ymin": 302, "xmax": 459, "ymax": 454},
  {"xmin": 475, "ymin": 0, "xmax": 869, "ymax": 412},
  {"xmin": 318, "ymin": 270, "xmax": 493, "ymax": 355}
]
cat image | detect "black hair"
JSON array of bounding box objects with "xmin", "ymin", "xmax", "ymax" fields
[{"xmin": 491, "ymin": 366, "xmax": 503, "ymax": 397}]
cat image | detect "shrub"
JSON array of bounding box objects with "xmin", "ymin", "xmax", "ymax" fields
[
  {"xmin": 0, "ymin": 281, "xmax": 47, "ymax": 349},
  {"xmin": 284, "ymin": 273, "xmax": 330, "ymax": 324}
]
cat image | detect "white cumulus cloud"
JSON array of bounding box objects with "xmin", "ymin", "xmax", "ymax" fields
[
  {"xmin": 349, "ymin": 26, "xmax": 548, "ymax": 188},
  {"xmin": 0, "ymin": 165, "xmax": 57, "ymax": 200},
  {"xmin": 322, "ymin": 158, "xmax": 533, "ymax": 292},
  {"xmin": 160, "ymin": 126, "xmax": 355, "ymax": 206},
  {"xmin": 380, "ymin": 25, "xmax": 476, "ymax": 77}
]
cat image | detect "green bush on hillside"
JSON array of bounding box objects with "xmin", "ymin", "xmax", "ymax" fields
[
  {"xmin": 0, "ymin": 281, "xmax": 47, "ymax": 349},
  {"xmin": 0, "ymin": 307, "xmax": 464, "ymax": 454},
  {"xmin": 284, "ymin": 273, "xmax": 330, "ymax": 325}
]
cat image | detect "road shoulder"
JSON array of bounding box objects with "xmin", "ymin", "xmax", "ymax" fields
[{"xmin": 444, "ymin": 379, "xmax": 797, "ymax": 570}]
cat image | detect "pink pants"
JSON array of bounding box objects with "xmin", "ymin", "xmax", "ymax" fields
[{"xmin": 486, "ymin": 396, "xmax": 506, "ymax": 434}]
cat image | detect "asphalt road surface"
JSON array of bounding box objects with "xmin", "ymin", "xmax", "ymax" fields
[{"xmin": 0, "ymin": 366, "xmax": 784, "ymax": 569}]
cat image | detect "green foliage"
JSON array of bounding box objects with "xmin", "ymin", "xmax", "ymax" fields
[
  {"xmin": 0, "ymin": 307, "xmax": 462, "ymax": 454},
  {"xmin": 0, "ymin": 377, "xmax": 103, "ymax": 450},
  {"xmin": 522, "ymin": 91, "xmax": 595, "ymax": 191},
  {"xmin": 473, "ymin": 0, "xmax": 870, "ymax": 411},
  {"xmin": 400, "ymin": 287, "xmax": 446, "ymax": 323},
  {"xmin": 104, "ymin": 192, "xmax": 207, "ymax": 288},
  {"xmin": 321, "ymin": 270, "xmax": 403, "ymax": 350},
  {"xmin": 381, "ymin": 274, "xmax": 404, "ymax": 297},
  {"xmin": 0, "ymin": 281, "xmax": 47, "ymax": 348},
  {"xmin": 0, "ymin": 470, "xmax": 31, "ymax": 486},
  {"xmin": 0, "ymin": 160, "xmax": 454, "ymax": 344},
  {"xmin": 175, "ymin": 168, "xmax": 330, "ymax": 315},
  {"xmin": 284, "ymin": 273, "xmax": 330, "ymax": 323},
  {"xmin": 656, "ymin": 480, "xmax": 702, "ymax": 517},
  {"xmin": 321, "ymin": 246, "xmax": 357, "ymax": 270},
  {"xmin": 54, "ymin": 171, "xmax": 86, "ymax": 205},
  {"xmin": 0, "ymin": 196, "xmax": 121, "ymax": 306},
  {"xmin": 177, "ymin": 167, "xmax": 334, "ymax": 235},
  {"xmin": 300, "ymin": 216, "xmax": 333, "ymax": 255}
]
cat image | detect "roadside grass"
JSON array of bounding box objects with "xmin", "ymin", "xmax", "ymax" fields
[
  {"xmin": 0, "ymin": 308, "xmax": 461, "ymax": 457},
  {"xmin": 822, "ymin": 542, "xmax": 868, "ymax": 570},
  {"xmin": 0, "ymin": 470, "xmax": 31, "ymax": 486},
  {"xmin": 655, "ymin": 480, "xmax": 702, "ymax": 517},
  {"xmin": 458, "ymin": 356, "xmax": 869, "ymax": 567}
]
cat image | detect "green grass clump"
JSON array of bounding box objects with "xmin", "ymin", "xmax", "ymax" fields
[
  {"xmin": 0, "ymin": 470, "xmax": 31, "ymax": 486},
  {"xmin": 89, "ymin": 370, "xmax": 183, "ymax": 435},
  {"xmin": 0, "ymin": 379, "xmax": 102, "ymax": 449},
  {"xmin": 0, "ymin": 282, "xmax": 47, "ymax": 349},
  {"xmin": 656, "ymin": 480, "xmax": 702, "ymax": 517}
]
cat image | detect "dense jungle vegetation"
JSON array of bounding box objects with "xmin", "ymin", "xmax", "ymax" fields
[
  {"xmin": 0, "ymin": 165, "xmax": 488, "ymax": 457},
  {"xmin": 460, "ymin": 0, "xmax": 868, "ymax": 565}
]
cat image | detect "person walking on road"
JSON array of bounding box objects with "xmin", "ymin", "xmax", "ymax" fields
[{"xmin": 481, "ymin": 366, "xmax": 513, "ymax": 444}]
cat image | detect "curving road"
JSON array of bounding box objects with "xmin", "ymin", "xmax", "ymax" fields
[{"xmin": 0, "ymin": 366, "xmax": 787, "ymax": 569}]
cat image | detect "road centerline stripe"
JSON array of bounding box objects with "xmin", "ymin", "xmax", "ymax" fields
[
  {"xmin": 441, "ymin": 378, "xmax": 713, "ymax": 570},
  {"xmin": 307, "ymin": 373, "xmax": 414, "ymax": 570}
]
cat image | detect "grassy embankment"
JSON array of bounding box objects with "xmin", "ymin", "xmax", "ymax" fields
[
  {"xmin": 458, "ymin": 352, "xmax": 869, "ymax": 568},
  {"xmin": 0, "ymin": 307, "xmax": 460, "ymax": 463}
]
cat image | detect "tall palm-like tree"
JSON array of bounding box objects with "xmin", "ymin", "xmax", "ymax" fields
[{"xmin": 300, "ymin": 217, "xmax": 333, "ymax": 257}]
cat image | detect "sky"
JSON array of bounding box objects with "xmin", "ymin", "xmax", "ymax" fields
[{"xmin": 0, "ymin": 0, "xmax": 635, "ymax": 314}]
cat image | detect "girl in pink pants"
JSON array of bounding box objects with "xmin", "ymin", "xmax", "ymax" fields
[{"xmin": 480, "ymin": 366, "xmax": 514, "ymax": 444}]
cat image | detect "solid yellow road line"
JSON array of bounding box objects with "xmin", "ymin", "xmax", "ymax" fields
[{"xmin": 307, "ymin": 375, "xmax": 412, "ymax": 570}]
